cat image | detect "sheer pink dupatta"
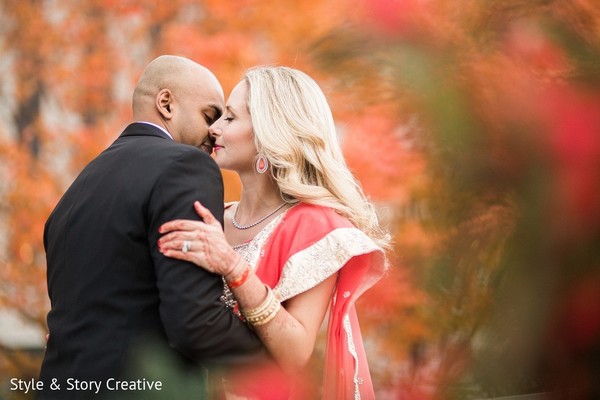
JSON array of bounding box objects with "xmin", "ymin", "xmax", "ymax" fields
[
  {"xmin": 255, "ymin": 203, "xmax": 387, "ymax": 399},
  {"xmin": 323, "ymin": 251, "xmax": 386, "ymax": 400}
]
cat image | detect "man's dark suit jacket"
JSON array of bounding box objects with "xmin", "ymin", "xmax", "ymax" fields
[{"xmin": 39, "ymin": 123, "xmax": 261, "ymax": 398}]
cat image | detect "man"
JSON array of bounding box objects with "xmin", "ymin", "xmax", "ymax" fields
[{"xmin": 39, "ymin": 56, "xmax": 261, "ymax": 399}]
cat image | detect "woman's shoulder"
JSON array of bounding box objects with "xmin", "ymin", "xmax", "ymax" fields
[
  {"xmin": 284, "ymin": 202, "xmax": 353, "ymax": 228},
  {"xmin": 272, "ymin": 203, "xmax": 355, "ymax": 248}
]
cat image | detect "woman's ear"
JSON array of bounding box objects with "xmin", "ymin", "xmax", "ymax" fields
[{"xmin": 156, "ymin": 88, "xmax": 173, "ymax": 119}]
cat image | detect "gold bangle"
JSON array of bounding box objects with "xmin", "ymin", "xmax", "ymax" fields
[
  {"xmin": 249, "ymin": 302, "xmax": 281, "ymax": 326},
  {"xmin": 241, "ymin": 286, "xmax": 281, "ymax": 326},
  {"xmin": 242, "ymin": 286, "xmax": 275, "ymax": 317},
  {"xmin": 245, "ymin": 301, "xmax": 280, "ymax": 326}
]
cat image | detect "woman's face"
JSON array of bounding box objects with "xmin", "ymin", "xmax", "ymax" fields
[{"xmin": 209, "ymin": 81, "xmax": 257, "ymax": 172}]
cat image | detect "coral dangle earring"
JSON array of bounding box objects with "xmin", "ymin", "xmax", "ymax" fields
[{"xmin": 256, "ymin": 155, "xmax": 269, "ymax": 174}]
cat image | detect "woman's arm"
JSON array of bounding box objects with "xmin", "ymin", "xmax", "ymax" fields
[
  {"xmin": 158, "ymin": 201, "xmax": 337, "ymax": 374},
  {"xmin": 230, "ymin": 266, "xmax": 336, "ymax": 373}
]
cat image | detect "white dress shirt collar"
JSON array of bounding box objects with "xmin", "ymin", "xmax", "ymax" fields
[{"xmin": 135, "ymin": 121, "xmax": 173, "ymax": 140}]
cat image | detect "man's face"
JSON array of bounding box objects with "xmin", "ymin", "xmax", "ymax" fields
[{"xmin": 171, "ymin": 78, "xmax": 224, "ymax": 153}]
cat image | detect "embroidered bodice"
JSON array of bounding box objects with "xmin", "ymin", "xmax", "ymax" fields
[{"xmin": 220, "ymin": 210, "xmax": 286, "ymax": 312}]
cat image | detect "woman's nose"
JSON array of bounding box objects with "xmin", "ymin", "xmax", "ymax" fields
[{"xmin": 208, "ymin": 123, "xmax": 220, "ymax": 138}]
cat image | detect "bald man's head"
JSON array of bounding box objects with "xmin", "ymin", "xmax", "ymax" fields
[{"xmin": 131, "ymin": 55, "xmax": 224, "ymax": 149}]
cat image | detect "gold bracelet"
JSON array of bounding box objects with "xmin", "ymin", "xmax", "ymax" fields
[
  {"xmin": 241, "ymin": 286, "xmax": 281, "ymax": 326},
  {"xmin": 249, "ymin": 302, "xmax": 280, "ymax": 326},
  {"xmin": 242, "ymin": 286, "xmax": 275, "ymax": 317}
]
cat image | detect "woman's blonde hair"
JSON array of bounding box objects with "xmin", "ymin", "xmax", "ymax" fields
[{"xmin": 244, "ymin": 66, "xmax": 390, "ymax": 249}]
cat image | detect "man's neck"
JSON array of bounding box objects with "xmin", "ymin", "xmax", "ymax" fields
[{"xmin": 135, "ymin": 121, "xmax": 173, "ymax": 140}]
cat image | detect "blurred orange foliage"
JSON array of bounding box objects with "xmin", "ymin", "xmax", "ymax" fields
[{"xmin": 1, "ymin": 0, "xmax": 600, "ymax": 399}]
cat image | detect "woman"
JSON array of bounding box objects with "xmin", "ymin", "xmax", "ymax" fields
[{"xmin": 158, "ymin": 66, "xmax": 389, "ymax": 399}]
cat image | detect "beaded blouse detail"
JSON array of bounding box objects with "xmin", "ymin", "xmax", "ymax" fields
[{"xmin": 220, "ymin": 212, "xmax": 286, "ymax": 313}]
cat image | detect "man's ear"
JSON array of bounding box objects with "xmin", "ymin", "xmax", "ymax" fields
[{"xmin": 156, "ymin": 88, "xmax": 173, "ymax": 119}]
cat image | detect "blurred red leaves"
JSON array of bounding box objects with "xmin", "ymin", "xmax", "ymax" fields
[
  {"xmin": 342, "ymin": 109, "xmax": 425, "ymax": 203},
  {"xmin": 360, "ymin": 0, "xmax": 423, "ymax": 37},
  {"xmin": 315, "ymin": 0, "xmax": 600, "ymax": 398},
  {"xmin": 504, "ymin": 19, "xmax": 570, "ymax": 78},
  {"xmin": 544, "ymin": 87, "xmax": 600, "ymax": 235}
]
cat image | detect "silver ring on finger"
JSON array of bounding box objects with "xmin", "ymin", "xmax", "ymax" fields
[{"xmin": 182, "ymin": 240, "xmax": 191, "ymax": 253}]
